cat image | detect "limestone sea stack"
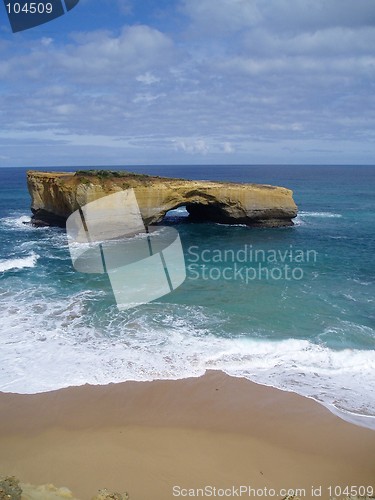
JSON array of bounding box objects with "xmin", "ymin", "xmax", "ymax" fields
[{"xmin": 27, "ymin": 170, "xmax": 298, "ymax": 228}]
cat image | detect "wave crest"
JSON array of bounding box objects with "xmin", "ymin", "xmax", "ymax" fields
[{"xmin": 0, "ymin": 252, "xmax": 39, "ymax": 272}]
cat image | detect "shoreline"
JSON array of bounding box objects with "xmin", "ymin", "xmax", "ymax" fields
[
  {"xmin": 0, "ymin": 371, "xmax": 374, "ymax": 499},
  {"xmin": 2, "ymin": 370, "xmax": 375, "ymax": 431}
]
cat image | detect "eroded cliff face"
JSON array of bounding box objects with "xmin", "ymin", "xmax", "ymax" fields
[{"xmin": 27, "ymin": 170, "xmax": 298, "ymax": 227}]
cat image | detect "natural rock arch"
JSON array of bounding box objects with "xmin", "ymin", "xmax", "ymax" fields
[{"xmin": 27, "ymin": 170, "xmax": 298, "ymax": 228}]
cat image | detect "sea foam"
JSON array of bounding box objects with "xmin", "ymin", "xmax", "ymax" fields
[
  {"xmin": 0, "ymin": 214, "xmax": 32, "ymax": 229},
  {"xmin": 298, "ymin": 211, "xmax": 342, "ymax": 218},
  {"xmin": 0, "ymin": 252, "xmax": 39, "ymax": 272},
  {"xmin": 0, "ymin": 288, "xmax": 374, "ymax": 429}
]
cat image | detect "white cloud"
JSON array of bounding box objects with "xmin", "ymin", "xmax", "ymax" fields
[
  {"xmin": 181, "ymin": 0, "xmax": 375, "ymax": 38},
  {"xmin": 136, "ymin": 72, "xmax": 161, "ymax": 85},
  {"xmin": 57, "ymin": 25, "xmax": 174, "ymax": 82},
  {"xmin": 216, "ymin": 54, "xmax": 375, "ymax": 78},
  {"xmin": 181, "ymin": 0, "xmax": 261, "ymax": 35},
  {"xmin": 259, "ymin": 0, "xmax": 375, "ymax": 32},
  {"xmin": 55, "ymin": 104, "xmax": 77, "ymax": 115},
  {"xmin": 173, "ymin": 138, "xmax": 210, "ymax": 155},
  {"xmin": 132, "ymin": 93, "xmax": 165, "ymax": 104},
  {"xmin": 114, "ymin": 0, "xmax": 133, "ymax": 15},
  {"xmin": 40, "ymin": 37, "xmax": 54, "ymax": 47},
  {"xmin": 267, "ymin": 123, "xmax": 304, "ymax": 132},
  {"xmin": 223, "ymin": 142, "xmax": 234, "ymax": 153},
  {"xmin": 0, "ymin": 1, "xmax": 374, "ymax": 166},
  {"xmin": 0, "ymin": 25, "xmax": 174, "ymax": 85},
  {"xmin": 242, "ymin": 26, "xmax": 375, "ymax": 57}
]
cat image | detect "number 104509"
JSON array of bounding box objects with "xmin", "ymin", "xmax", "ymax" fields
[{"xmin": 6, "ymin": 3, "xmax": 53, "ymax": 14}]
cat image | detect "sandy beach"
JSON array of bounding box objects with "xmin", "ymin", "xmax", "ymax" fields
[{"xmin": 0, "ymin": 371, "xmax": 374, "ymax": 499}]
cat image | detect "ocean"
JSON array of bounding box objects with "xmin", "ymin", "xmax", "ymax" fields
[{"xmin": 0, "ymin": 165, "xmax": 374, "ymax": 429}]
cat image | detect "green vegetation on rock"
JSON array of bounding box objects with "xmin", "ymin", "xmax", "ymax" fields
[{"xmin": 75, "ymin": 170, "xmax": 152, "ymax": 180}]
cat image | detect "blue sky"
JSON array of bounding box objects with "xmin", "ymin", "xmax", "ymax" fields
[{"xmin": 0, "ymin": 0, "xmax": 374, "ymax": 167}]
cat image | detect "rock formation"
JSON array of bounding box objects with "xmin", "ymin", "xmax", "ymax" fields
[
  {"xmin": 0, "ymin": 476, "xmax": 129, "ymax": 499},
  {"xmin": 27, "ymin": 169, "xmax": 298, "ymax": 228},
  {"xmin": 0, "ymin": 476, "xmax": 22, "ymax": 499}
]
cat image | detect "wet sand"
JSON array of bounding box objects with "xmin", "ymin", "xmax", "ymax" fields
[{"xmin": 0, "ymin": 371, "xmax": 374, "ymax": 499}]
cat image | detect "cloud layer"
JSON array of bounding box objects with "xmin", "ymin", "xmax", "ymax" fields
[{"xmin": 0, "ymin": 0, "xmax": 374, "ymax": 166}]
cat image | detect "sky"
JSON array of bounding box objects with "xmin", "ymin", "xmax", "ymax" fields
[{"xmin": 0, "ymin": 0, "xmax": 374, "ymax": 167}]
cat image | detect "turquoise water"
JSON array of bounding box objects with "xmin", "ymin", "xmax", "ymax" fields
[{"xmin": 0, "ymin": 165, "xmax": 374, "ymax": 427}]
